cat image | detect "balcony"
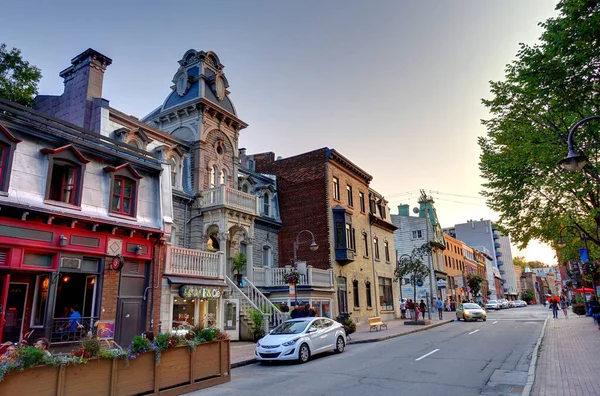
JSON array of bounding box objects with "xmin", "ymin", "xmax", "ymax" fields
[
  {"xmin": 501, "ymin": 279, "xmax": 506, "ymax": 284},
  {"xmin": 165, "ymin": 245, "xmax": 225, "ymax": 278},
  {"xmin": 492, "ymin": 225, "xmax": 498, "ymax": 231},
  {"xmin": 497, "ymin": 260, "xmax": 503, "ymax": 266},
  {"xmin": 253, "ymin": 267, "xmax": 334, "ymax": 289},
  {"xmin": 199, "ymin": 185, "xmax": 260, "ymax": 216},
  {"xmin": 495, "ymin": 251, "xmax": 502, "ymax": 257},
  {"xmin": 503, "ymin": 287, "xmax": 508, "ymax": 293},
  {"xmin": 493, "ymin": 233, "xmax": 499, "ymax": 240},
  {"xmin": 499, "ymin": 269, "xmax": 505, "ymax": 275},
  {"xmin": 494, "ymin": 242, "xmax": 501, "ymax": 249}
]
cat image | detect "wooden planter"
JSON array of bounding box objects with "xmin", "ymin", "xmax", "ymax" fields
[{"xmin": 0, "ymin": 340, "xmax": 231, "ymax": 396}]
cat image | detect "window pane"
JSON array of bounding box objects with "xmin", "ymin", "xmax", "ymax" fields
[
  {"xmin": 113, "ymin": 178, "xmax": 122, "ymax": 193},
  {"xmin": 32, "ymin": 275, "xmax": 50, "ymax": 326},
  {"xmin": 23, "ymin": 253, "xmax": 53, "ymax": 268},
  {"xmin": 111, "ymin": 195, "xmax": 121, "ymax": 211},
  {"xmin": 123, "ymin": 198, "xmax": 131, "ymax": 214},
  {"xmin": 124, "ymin": 181, "xmax": 132, "ymax": 198}
]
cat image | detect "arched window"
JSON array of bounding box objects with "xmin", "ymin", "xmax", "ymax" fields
[
  {"xmin": 241, "ymin": 183, "xmax": 249, "ymax": 193},
  {"xmin": 219, "ymin": 168, "xmax": 227, "ymax": 185},
  {"xmin": 169, "ymin": 157, "xmax": 178, "ymax": 188},
  {"xmin": 210, "ymin": 166, "xmax": 218, "ymax": 188},
  {"xmin": 262, "ymin": 246, "xmax": 272, "ymax": 267},
  {"xmin": 263, "ymin": 192, "xmax": 270, "ymax": 216},
  {"xmin": 128, "ymin": 140, "xmax": 140, "ymax": 149},
  {"xmin": 207, "ymin": 234, "xmax": 220, "ymax": 251}
]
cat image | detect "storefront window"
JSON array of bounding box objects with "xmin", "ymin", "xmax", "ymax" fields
[
  {"xmin": 172, "ymin": 294, "xmax": 218, "ymax": 334},
  {"xmin": 378, "ymin": 277, "xmax": 394, "ymax": 311},
  {"xmin": 312, "ymin": 300, "xmax": 331, "ymax": 318},
  {"xmin": 31, "ymin": 274, "xmax": 50, "ymax": 327}
]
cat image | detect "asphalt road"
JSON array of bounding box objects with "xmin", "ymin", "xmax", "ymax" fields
[{"xmin": 191, "ymin": 305, "xmax": 549, "ymax": 396}]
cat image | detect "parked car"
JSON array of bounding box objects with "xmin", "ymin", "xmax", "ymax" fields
[
  {"xmin": 457, "ymin": 303, "xmax": 487, "ymax": 322},
  {"xmin": 255, "ymin": 317, "xmax": 346, "ymax": 363},
  {"xmin": 498, "ymin": 299, "xmax": 509, "ymax": 309},
  {"xmin": 508, "ymin": 301, "xmax": 517, "ymax": 308},
  {"xmin": 520, "ymin": 300, "xmax": 528, "ymax": 306},
  {"xmin": 486, "ymin": 300, "xmax": 500, "ymax": 310}
]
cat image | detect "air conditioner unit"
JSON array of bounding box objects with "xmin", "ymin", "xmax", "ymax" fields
[{"xmin": 61, "ymin": 257, "xmax": 81, "ymax": 269}]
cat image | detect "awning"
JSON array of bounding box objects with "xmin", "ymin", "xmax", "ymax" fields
[{"xmin": 166, "ymin": 276, "xmax": 227, "ymax": 287}]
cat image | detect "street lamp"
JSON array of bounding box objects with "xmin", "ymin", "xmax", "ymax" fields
[
  {"xmin": 292, "ymin": 230, "xmax": 319, "ymax": 307},
  {"xmin": 558, "ymin": 116, "xmax": 600, "ymax": 171}
]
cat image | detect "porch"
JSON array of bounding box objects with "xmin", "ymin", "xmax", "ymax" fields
[
  {"xmin": 252, "ymin": 266, "xmax": 334, "ymax": 289},
  {"xmin": 199, "ymin": 185, "xmax": 260, "ymax": 216},
  {"xmin": 165, "ymin": 246, "xmax": 226, "ymax": 279}
]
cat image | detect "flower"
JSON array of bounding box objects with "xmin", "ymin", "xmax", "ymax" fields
[{"xmin": 283, "ymin": 270, "xmax": 301, "ymax": 285}]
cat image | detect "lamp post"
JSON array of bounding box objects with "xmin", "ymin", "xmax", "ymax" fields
[
  {"xmin": 558, "ymin": 115, "xmax": 600, "ymax": 171},
  {"xmin": 292, "ymin": 230, "xmax": 319, "ymax": 307},
  {"xmin": 557, "ymin": 225, "xmax": 592, "ymax": 296}
]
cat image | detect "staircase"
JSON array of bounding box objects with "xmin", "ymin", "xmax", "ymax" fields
[{"xmin": 225, "ymin": 276, "xmax": 287, "ymax": 336}]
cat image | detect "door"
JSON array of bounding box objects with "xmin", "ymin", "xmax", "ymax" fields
[
  {"xmin": 82, "ymin": 275, "xmax": 97, "ymax": 318},
  {"xmin": 307, "ymin": 319, "xmax": 325, "ymax": 352},
  {"xmin": 319, "ymin": 319, "xmax": 336, "ymax": 350},
  {"xmin": 2, "ymin": 282, "xmax": 28, "ymax": 343},
  {"xmin": 0, "ymin": 274, "xmax": 8, "ymax": 342},
  {"xmin": 116, "ymin": 299, "xmax": 141, "ymax": 346},
  {"xmin": 223, "ymin": 299, "xmax": 239, "ymax": 341}
]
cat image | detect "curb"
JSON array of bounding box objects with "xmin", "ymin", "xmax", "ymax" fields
[
  {"xmin": 348, "ymin": 319, "xmax": 454, "ymax": 345},
  {"xmin": 522, "ymin": 314, "xmax": 548, "ymax": 396},
  {"xmin": 230, "ymin": 319, "xmax": 454, "ymax": 367}
]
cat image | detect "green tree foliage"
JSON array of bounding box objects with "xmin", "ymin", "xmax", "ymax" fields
[
  {"xmin": 0, "ymin": 44, "xmax": 41, "ymax": 105},
  {"xmin": 479, "ymin": 1, "xmax": 600, "ymax": 261},
  {"xmin": 466, "ymin": 274, "xmax": 485, "ymax": 297},
  {"xmin": 521, "ymin": 289, "xmax": 536, "ymax": 303},
  {"xmin": 514, "ymin": 256, "xmax": 549, "ymax": 269}
]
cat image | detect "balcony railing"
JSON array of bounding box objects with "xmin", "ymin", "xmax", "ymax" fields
[
  {"xmin": 252, "ymin": 266, "xmax": 334, "ymax": 289},
  {"xmin": 165, "ymin": 245, "xmax": 225, "ymax": 278},
  {"xmin": 199, "ymin": 185, "xmax": 260, "ymax": 216},
  {"xmin": 497, "ymin": 260, "xmax": 503, "ymax": 266},
  {"xmin": 493, "ymin": 233, "xmax": 499, "ymax": 240},
  {"xmin": 495, "ymin": 251, "xmax": 502, "ymax": 257},
  {"xmin": 494, "ymin": 242, "xmax": 501, "ymax": 249},
  {"xmin": 499, "ymin": 269, "xmax": 505, "ymax": 275}
]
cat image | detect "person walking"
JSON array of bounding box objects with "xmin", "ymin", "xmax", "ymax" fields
[
  {"xmin": 400, "ymin": 299, "xmax": 407, "ymax": 319},
  {"xmin": 436, "ymin": 298, "xmax": 443, "ymax": 319},
  {"xmin": 559, "ymin": 296, "xmax": 568, "ymax": 319},
  {"xmin": 419, "ymin": 299, "xmax": 427, "ymax": 320},
  {"xmin": 550, "ymin": 296, "xmax": 559, "ymax": 319},
  {"xmin": 407, "ymin": 299, "xmax": 414, "ymax": 320}
]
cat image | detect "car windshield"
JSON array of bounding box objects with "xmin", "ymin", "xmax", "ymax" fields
[
  {"xmin": 463, "ymin": 304, "xmax": 481, "ymax": 309},
  {"xmin": 271, "ymin": 320, "xmax": 310, "ymax": 335},
  {"xmin": 487, "ymin": 300, "xmax": 498, "ymax": 304}
]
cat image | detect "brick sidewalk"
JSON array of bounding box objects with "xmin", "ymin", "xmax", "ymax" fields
[
  {"xmin": 231, "ymin": 310, "xmax": 454, "ymax": 366},
  {"xmin": 533, "ymin": 313, "xmax": 600, "ymax": 396}
]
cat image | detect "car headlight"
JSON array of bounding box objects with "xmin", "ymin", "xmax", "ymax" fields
[
  {"xmin": 282, "ymin": 337, "xmax": 300, "ymax": 347},
  {"xmin": 257, "ymin": 340, "xmax": 261, "ymax": 347}
]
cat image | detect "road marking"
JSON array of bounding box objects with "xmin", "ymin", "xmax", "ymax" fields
[
  {"xmin": 493, "ymin": 321, "xmax": 498, "ymax": 324},
  {"xmin": 469, "ymin": 329, "xmax": 480, "ymax": 335},
  {"xmin": 415, "ymin": 349, "xmax": 439, "ymax": 361}
]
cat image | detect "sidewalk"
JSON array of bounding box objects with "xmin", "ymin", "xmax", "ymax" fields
[
  {"xmin": 532, "ymin": 312, "xmax": 600, "ymax": 396},
  {"xmin": 231, "ymin": 310, "xmax": 454, "ymax": 367}
]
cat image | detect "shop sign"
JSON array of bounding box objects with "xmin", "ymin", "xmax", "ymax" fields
[
  {"xmin": 179, "ymin": 285, "xmax": 221, "ymax": 299},
  {"xmin": 437, "ymin": 279, "xmax": 447, "ymax": 289},
  {"xmin": 289, "ymin": 284, "xmax": 296, "ymax": 297}
]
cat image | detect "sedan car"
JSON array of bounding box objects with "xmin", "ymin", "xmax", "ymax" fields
[
  {"xmin": 457, "ymin": 303, "xmax": 487, "ymax": 321},
  {"xmin": 255, "ymin": 317, "xmax": 346, "ymax": 363},
  {"xmin": 508, "ymin": 301, "xmax": 517, "ymax": 308},
  {"xmin": 486, "ymin": 300, "xmax": 500, "ymax": 310}
]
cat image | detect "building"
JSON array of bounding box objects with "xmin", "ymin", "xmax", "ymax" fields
[
  {"xmin": 514, "ymin": 266, "xmax": 523, "ymax": 297},
  {"xmin": 520, "ymin": 271, "xmax": 541, "ymax": 303},
  {"xmin": 254, "ymin": 149, "xmax": 398, "ymax": 324},
  {"xmin": 442, "ymin": 233, "xmax": 464, "ymax": 305},
  {"xmin": 449, "ymin": 221, "xmax": 518, "ymax": 299},
  {"xmin": 391, "ymin": 192, "xmax": 447, "ymax": 305},
  {"xmin": 0, "ymin": 97, "xmax": 164, "ymax": 347}
]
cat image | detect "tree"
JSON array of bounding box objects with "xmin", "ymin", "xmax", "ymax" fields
[
  {"xmin": 521, "ymin": 289, "xmax": 536, "ymax": 303},
  {"xmin": 466, "ymin": 274, "xmax": 484, "ymax": 298},
  {"xmin": 0, "ymin": 44, "xmax": 42, "ymax": 106},
  {"xmin": 478, "ymin": 1, "xmax": 600, "ymax": 260},
  {"xmin": 394, "ymin": 243, "xmax": 433, "ymax": 320}
]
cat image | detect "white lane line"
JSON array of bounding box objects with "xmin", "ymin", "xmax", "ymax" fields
[
  {"xmin": 469, "ymin": 329, "xmax": 480, "ymax": 335},
  {"xmin": 493, "ymin": 321, "xmax": 498, "ymax": 324},
  {"xmin": 415, "ymin": 349, "xmax": 440, "ymax": 361}
]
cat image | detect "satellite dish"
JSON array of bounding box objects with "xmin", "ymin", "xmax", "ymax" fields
[{"xmin": 413, "ymin": 207, "xmax": 420, "ymax": 214}]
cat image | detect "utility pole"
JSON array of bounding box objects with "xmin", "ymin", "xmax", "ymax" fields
[{"xmin": 420, "ymin": 190, "xmax": 435, "ymax": 320}]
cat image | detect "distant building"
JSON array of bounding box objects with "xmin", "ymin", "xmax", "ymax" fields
[{"xmin": 514, "ymin": 266, "xmax": 523, "ymax": 296}]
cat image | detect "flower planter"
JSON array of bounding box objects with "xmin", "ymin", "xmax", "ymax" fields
[{"xmin": 0, "ymin": 340, "xmax": 231, "ymax": 395}]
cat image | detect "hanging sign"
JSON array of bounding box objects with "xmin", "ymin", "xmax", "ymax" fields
[
  {"xmin": 110, "ymin": 255, "xmax": 124, "ymax": 271},
  {"xmin": 416, "ymin": 280, "xmax": 424, "ymax": 287},
  {"xmin": 179, "ymin": 285, "xmax": 221, "ymax": 299},
  {"xmin": 289, "ymin": 284, "xmax": 296, "ymax": 297},
  {"xmin": 437, "ymin": 279, "xmax": 447, "ymax": 289}
]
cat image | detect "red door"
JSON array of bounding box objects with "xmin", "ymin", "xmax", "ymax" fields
[{"xmin": 0, "ymin": 273, "xmax": 10, "ymax": 343}]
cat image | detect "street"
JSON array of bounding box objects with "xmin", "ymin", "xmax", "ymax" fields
[{"xmin": 192, "ymin": 305, "xmax": 548, "ymax": 396}]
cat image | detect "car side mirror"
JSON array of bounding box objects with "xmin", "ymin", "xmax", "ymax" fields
[{"xmin": 307, "ymin": 327, "xmax": 317, "ymax": 333}]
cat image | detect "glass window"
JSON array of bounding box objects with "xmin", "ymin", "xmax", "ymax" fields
[
  {"xmin": 345, "ymin": 223, "xmax": 352, "ymax": 250},
  {"xmin": 359, "ymin": 192, "xmax": 365, "ymax": 213},
  {"xmin": 173, "ymin": 297, "xmax": 196, "ymax": 329},
  {"xmin": 242, "ymin": 183, "xmax": 249, "ymax": 193},
  {"xmin": 48, "ymin": 160, "xmax": 79, "ymax": 205},
  {"xmin": 263, "ymin": 192, "xmax": 270, "ymax": 216},
  {"xmin": 347, "ymin": 185, "xmax": 353, "ymax": 207},
  {"xmin": 23, "ymin": 253, "xmax": 53, "ymax": 268},
  {"xmin": 412, "ymin": 230, "xmax": 423, "ymax": 239},
  {"xmin": 384, "ymin": 241, "xmax": 390, "ymax": 262},
  {"xmin": 312, "ymin": 300, "xmax": 331, "ymax": 318},
  {"xmin": 262, "ymin": 246, "xmax": 272, "ymax": 267},
  {"xmin": 362, "ymin": 232, "xmax": 369, "ymax": 257},
  {"xmin": 210, "ymin": 166, "xmax": 218, "ymax": 188},
  {"xmin": 337, "ymin": 277, "xmax": 348, "ymax": 314},
  {"xmin": 333, "ymin": 177, "xmax": 340, "ymax": 200},
  {"xmin": 31, "ymin": 274, "xmax": 50, "ymax": 327},
  {"xmin": 374, "ymin": 237, "xmax": 380, "ymax": 260},
  {"xmin": 219, "ymin": 169, "xmax": 227, "ymax": 185},
  {"xmin": 366, "ymin": 281, "xmax": 372, "ymax": 308},
  {"xmin": 335, "ymin": 222, "xmax": 344, "ymax": 249},
  {"xmin": 378, "ymin": 277, "xmax": 394, "ymax": 311},
  {"xmin": 353, "ymin": 279, "xmax": 359, "ymax": 308},
  {"xmin": 169, "ymin": 158, "xmax": 178, "ymax": 188},
  {"xmin": 111, "ymin": 176, "xmax": 135, "ymax": 216},
  {"xmin": 0, "ymin": 144, "xmax": 8, "ymax": 190}
]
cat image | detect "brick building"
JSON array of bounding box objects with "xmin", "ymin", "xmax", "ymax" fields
[{"xmin": 442, "ymin": 233, "xmax": 464, "ymax": 305}]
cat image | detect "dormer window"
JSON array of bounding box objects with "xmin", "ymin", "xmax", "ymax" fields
[
  {"xmin": 169, "ymin": 157, "xmax": 179, "ymax": 189},
  {"xmin": 0, "ymin": 124, "xmax": 21, "ymax": 193},
  {"xmin": 104, "ymin": 163, "xmax": 143, "ymax": 218},
  {"xmin": 263, "ymin": 192, "xmax": 270, "ymax": 216},
  {"xmin": 41, "ymin": 145, "xmax": 89, "ymax": 208}
]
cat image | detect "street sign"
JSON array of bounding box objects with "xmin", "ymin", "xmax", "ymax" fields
[
  {"xmin": 437, "ymin": 279, "xmax": 447, "ymax": 289},
  {"xmin": 579, "ymin": 248, "xmax": 589, "ymax": 263},
  {"xmin": 417, "ymin": 280, "xmax": 424, "ymax": 287},
  {"xmin": 289, "ymin": 284, "xmax": 296, "ymax": 297}
]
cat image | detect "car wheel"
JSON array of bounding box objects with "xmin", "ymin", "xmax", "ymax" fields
[
  {"xmin": 298, "ymin": 343, "xmax": 310, "ymax": 363},
  {"xmin": 463, "ymin": 314, "xmax": 468, "ymax": 322},
  {"xmin": 335, "ymin": 336, "xmax": 345, "ymax": 353},
  {"xmin": 483, "ymin": 318, "xmax": 487, "ymax": 321},
  {"xmin": 456, "ymin": 314, "xmax": 460, "ymax": 321}
]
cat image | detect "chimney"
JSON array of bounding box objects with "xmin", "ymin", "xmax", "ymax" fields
[
  {"xmin": 34, "ymin": 48, "xmax": 112, "ymax": 132},
  {"xmin": 398, "ymin": 204, "xmax": 410, "ymax": 217},
  {"xmin": 253, "ymin": 152, "xmax": 276, "ymax": 173}
]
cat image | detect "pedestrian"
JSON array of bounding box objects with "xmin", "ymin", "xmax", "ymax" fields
[
  {"xmin": 559, "ymin": 296, "xmax": 568, "ymax": 319},
  {"xmin": 589, "ymin": 296, "xmax": 600, "ymax": 330},
  {"xmin": 419, "ymin": 299, "xmax": 426, "ymax": 320},
  {"xmin": 34, "ymin": 338, "xmax": 51, "ymax": 357},
  {"xmin": 550, "ymin": 296, "xmax": 559, "ymax": 319},
  {"xmin": 400, "ymin": 299, "xmax": 407, "ymax": 319},
  {"xmin": 290, "ymin": 305, "xmax": 302, "ymax": 319},
  {"xmin": 305, "ymin": 303, "xmax": 316, "ymax": 317},
  {"xmin": 445, "ymin": 299, "xmax": 451, "ymax": 312},
  {"xmin": 436, "ymin": 298, "xmax": 443, "ymax": 320},
  {"xmin": 407, "ymin": 299, "xmax": 414, "ymax": 320}
]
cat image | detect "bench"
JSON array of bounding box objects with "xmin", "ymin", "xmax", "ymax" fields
[{"xmin": 368, "ymin": 317, "xmax": 388, "ymax": 332}]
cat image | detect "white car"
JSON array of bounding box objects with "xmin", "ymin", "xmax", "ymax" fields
[
  {"xmin": 499, "ymin": 299, "xmax": 509, "ymax": 309},
  {"xmin": 486, "ymin": 300, "xmax": 500, "ymax": 310},
  {"xmin": 255, "ymin": 317, "xmax": 346, "ymax": 363}
]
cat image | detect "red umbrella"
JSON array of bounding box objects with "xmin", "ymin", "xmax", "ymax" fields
[{"xmin": 573, "ymin": 287, "xmax": 595, "ymax": 293}]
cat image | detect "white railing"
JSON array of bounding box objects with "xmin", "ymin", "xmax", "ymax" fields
[
  {"xmin": 243, "ymin": 277, "xmax": 287, "ymax": 328},
  {"xmin": 252, "ymin": 266, "xmax": 334, "ymax": 289},
  {"xmin": 199, "ymin": 185, "xmax": 260, "ymax": 215},
  {"xmin": 165, "ymin": 245, "xmax": 225, "ymax": 278}
]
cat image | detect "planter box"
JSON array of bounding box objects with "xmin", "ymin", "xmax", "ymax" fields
[{"xmin": 0, "ymin": 340, "xmax": 231, "ymax": 396}]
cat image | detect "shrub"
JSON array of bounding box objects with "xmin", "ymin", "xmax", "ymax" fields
[
  {"xmin": 247, "ymin": 309, "xmax": 265, "ymax": 340},
  {"xmin": 129, "ymin": 335, "xmax": 152, "ymax": 354},
  {"xmin": 81, "ymin": 337, "xmax": 101, "ymax": 358},
  {"xmin": 572, "ymin": 303, "xmax": 586, "ymax": 316},
  {"xmin": 18, "ymin": 346, "xmax": 46, "ymax": 369}
]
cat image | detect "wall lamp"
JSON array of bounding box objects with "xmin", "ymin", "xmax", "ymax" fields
[{"xmin": 59, "ymin": 235, "xmax": 68, "ymax": 247}]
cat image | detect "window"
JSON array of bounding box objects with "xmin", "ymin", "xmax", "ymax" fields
[
  {"xmin": 263, "ymin": 193, "xmax": 270, "ymax": 216},
  {"xmin": 347, "ymin": 185, "xmax": 353, "ymax": 207},
  {"xmin": 31, "ymin": 274, "xmax": 50, "ymax": 327},
  {"xmin": 169, "ymin": 158, "xmax": 178, "ymax": 188},
  {"xmin": 362, "ymin": 232, "xmax": 369, "ymax": 257},
  {"xmin": 262, "ymin": 246, "xmax": 272, "ymax": 267},
  {"xmin": 412, "ymin": 230, "xmax": 423, "ymax": 239},
  {"xmin": 353, "ymin": 280, "xmax": 360, "ymax": 308},
  {"xmin": 210, "ymin": 166, "xmax": 218, "ymax": 188},
  {"xmin": 0, "ymin": 144, "xmax": 8, "ymax": 190},
  {"xmin": 337, "ymin": 277, "xmax": 348, "ymax": 314},
  {"xmin": 241, "ymin": 183, "xmax": 249, "ymax": 193},
  {"xmin": 366, "ymin": 281, "xmax": 372, "ymax": 308},
  {"xmin": 359, "ymin": 192, "xmax": 365, "ymax": 213},
  {"xmin": 378, "ymin": 277, "xmax": 394, "ymax": 311},
  {"xmin": 374, "ymin": 237, "xmax": 380, "ymax": 260},
  {"xmin": 384, "ymin": 241, "xmax": 390, "ymax": 262},
  {"xmin": 0, "ymin": 124, "xmax": 21, "ymax": 192},
  {"xmin": 219, "ymin": 168, "xmax": 227, "ymax": 185},
  {"xmin": 48, "ymin": 160, "xmax": 79, "ymax": 205},
  {"xmin": 346, "ymin": 224, "xmax": 353, "ymax": 250},
  {"xmin": 332, "ymin": 177, "xmax": 340, "ymax": 200},
  {"xmin": 111, "ymin": 177, "xmax": 136, "ymax": 216}
]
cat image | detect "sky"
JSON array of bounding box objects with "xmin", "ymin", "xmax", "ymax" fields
[{"xmin": 1, "ymin": 0, "xmax": 560, "ymax": 264}]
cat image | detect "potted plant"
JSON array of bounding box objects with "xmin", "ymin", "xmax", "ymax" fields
[
  {"xmin": 283, "ymin": 269, "xmax": 301, "ymax": 285},
  {"xmin": 232, "ymin": 252, "xmax": 247, "ymax": 286},
  {"xmin": 247, "ymin": 309, "xmax": 266, "ymax": 341}
]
